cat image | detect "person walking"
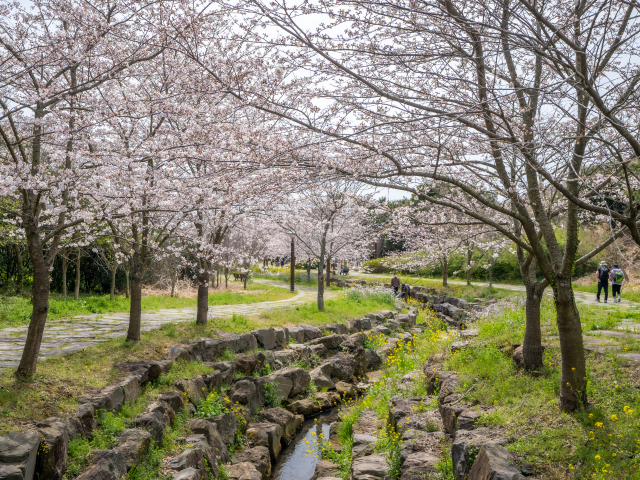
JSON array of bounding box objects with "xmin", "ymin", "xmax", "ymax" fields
[
  {"xmin": 391, "ymin": 273, "xmax": 400, "ymax": 294},
  {"xmin": 610, "ymin": 264, "xmax": 625, "ymax": 303},
  {"xmin": 596, "ymin": 261, "xmax": 610, "ymax": 303}
]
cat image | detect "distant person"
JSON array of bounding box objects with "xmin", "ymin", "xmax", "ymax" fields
[
  {"xmin": 596, "ymin": 261, "xmax": 610, "ymax": 303},
  {"xmin": 280, "ymin": 259, "xmax": 284, "ymax": 267},
  {"xmin": 391, "ymin": 273, "xmax": 400, "ymax": 294},
  {"xmin": 610, "ymin": 264, "xmax": 625, "ymax": 303}
]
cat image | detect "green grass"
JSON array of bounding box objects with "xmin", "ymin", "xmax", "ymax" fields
[{"xmin": 0, "ymin": 284, "xmax": 294, "ymax": 328}]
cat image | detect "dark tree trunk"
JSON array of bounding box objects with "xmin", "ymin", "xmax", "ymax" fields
[
  {"xmin": 466, "ymin": 249, "xmax": 472, "ymax": 286},
  {"xmin": 326, "ymin": 257, "xmax": 331, "ymax": 287},
  {"xmin": 125, "ymin": 270, "xmax": 130, "ymax": 299},
  {"xmin": 196, "ymin": 269, "xmax": 209, "ymax": 325},
  {"xmin": 110, "ymin": 269, "xmax": 116, "ymax": 301},
  {"xmin": 554, "ymin": 279, "xmax": 588, "ymax": 411},
  {"xmin": 126, "ymin": 254, "xmax": 144, "ymax": 342},
  {"xmin": 317, "ymin": 258, "xmax": 325, "ymax": 311},
  {"xmin": 15, "ymin": 223, "xmax": 50, "ymax": 378},
  {"xmin": 62, "ymin": 253, "xmax": 68, "ymax": 297},
  {"xmin": 523, "ymin": 282, "xmax": 544, "ymax": 370},
  {"xmin": 488, "ymin": 263, "xmax": 493, "ymax": 287},
  {"xmin": 243, "ymin": 272, "xmax": 248, "ymax": 290},
  {"xmin": 442, "ymin": 257, "xmax": 448, "ymax": 286},
  {"xmin": 306, "ymin": 259, "xmax": 311, "ymax": 282},
  {"xmin": 74, "ymin": 248, "xmax": 81, "ymax": 300},
  {"xmin": 225, "ymin": 267, "xmax": 229, "ymax": 288}
]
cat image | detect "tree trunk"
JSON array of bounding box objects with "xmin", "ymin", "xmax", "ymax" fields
[
  {"xmin": 196, "ymin": 269, "xmax": 209, "ymax": 325},
  {"xmin": 317, "ymin": 259, "xmax": 325, "ymax": 311},
  {"xmin": 307, "ymin": 259, "xmax": 311, "ymax": 282},
  {"xmin": 14, "ymin": 245, "xmax": 23, "ymax": 293},
  {"xmin": 74, "ymin": 247, "xmax": 81, "ymax": 300},
  {"xmin": 126, "ymin": 255, "xmax": 144, "ymax": 342},
  {"xmin": 523, "ymin": 281, "xmax": 544, "ymax": 370},
  {"xmin": 243, "ymin": 273, "xmax": 248, "ymax": 290},
  {"xmin": 125, "ymin": 269, "xmax": 130, "ymax": 299},
  {"xmin": 62, "ymin": 253, "xmax": 68, "ymax": 297},
  {"xmin": 326, "ymin": 257, "xmax": 331, "ymax": 287},
  {"xmin": 488, "ymin": 263, "xmax": 493, "ymax": 287},
  {"xmin": 442, "ymin": 257, "xmax": 448, "ymax": 286},
  {"xmin": 225, "ymin": 267, "xmax": 229, "ymax": 288},
  {"xmin": 14, "ymin": 225, "xmax": 50, "ymax": 378},
  {"xmin": 110, "ymin": 269, "xmax": 116, "ymax": 301},
  {"xmin": 170, "ymin": 272, "xmax": 177, "ymax": 298},
  {"xmin": 554, "ymin": 280, "xmax": 588, "ymax": 411},
  {"xmin": 466, "ymin": 249, "xmax": 472, "ymax": 286}
]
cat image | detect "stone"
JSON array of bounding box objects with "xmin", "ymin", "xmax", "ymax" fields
[
  {"xmin": 148, "ymin": 400, "xmax": 176, "ymax": 428},
  {"xmin": 335, "ymin": 381, "xmax": 357, "ymax": 398},
  {"xmin": 175, "ymin": 378, "xmax": 206, "ymax": 407},
  {"xmin": 286, "ymin": 398, "xmax": 322, "ymax": 416},
  {"xmin": 310, "ymin": 344, "xmax": 328, "ymax": 357},
  {"xmin": 0, "ymin": 465, "xmax": 23, "ymax": 480},
  {"xmin": 0, "ymin": 432, "xmax": 40, "ymax": 480},
  {"xmin": 159, "ymin": 391, "xmax": 186, "ymax": 415},
  {"xmin": 118, "ymin": 376, "xmax": 140, "ymax": 405},
  {"xmin": 226, "ymin": 462, "xmax": 262, "ymax": 480},
  {"xmin": 202, "ymin": 371, "xmax": 223, "ymax": 391},
  {"xmin": 273, "ymin": 350, "xmax": 297, "ymax": 368},
  {"xmin": 233, "ymin": 354, "xmax": 259, "ymax": 376},
  {"xmin": 157, "ymin": 360, "xmax": 174, "ymax": 372},
  {"xmin": 75, "ymin": 449, "xmax": 127, "ymax": 480},
  {"xmin": 286, "ymin": 326, "xmax": 306, "ymax": 343},
  {"xmin": 364, "ymin": 349, "xmax": 382, "ymax": 371},
  {"xmin": 264, "ymin": 373, "xmax": 293, "ymax": 402},
  {"xmin": 298, "ymin": 324, "xmax": 323, "ymax": 340},
  {"xmin": 451, "ymin": 342, "xmax": 468, "ymax": 353},
  {"xmin": 229, "ymin": 379, "xmax": 262, "ymax": 413},
  {"xmin": 439, "ymin": 405, "xmax": 481, "ymax": 435},
  {"xmin": 169, "ymin": 344, "xmax": 192, "ymax": 361},
  {"xmin": 378, "ymin": 310, "xmax": 395, "ymax": 319},
  {"xmin": 132, "ymin": 401, "xmax": 173, "ymax": 446},
  {"xmin": 387, "ymin": 397, "xmax": 433, "ymax": 432},
  {"xmin": 317, "ymin": 354, "xmax": 356, "ymax": 383},
  {"xmin": 114, "ymin": 361, "xmax": 162, "ymax": 384},
  {"xmin": 315, "ymin": 392, "xmax": 341, "ymax": 410},
  {"xmin": 351, "ymin": 454, "xmax": 388, "ymax": 480},
  {"xmin": 312, "ymin": 460, "xmax": 339, "ymax": 480},
  {"xmin": 172, "ymin": 468, "xmax": 204, "ymax": 480},
  {"xmin": 323, "ymin": 324, "xmax": 349, "ymax": 335},
  {"xmin": 217, "ymin": 332, "xmax": 258, "ymax": 353},
  {"xmin": 400, "ymin": 452, "xmax": 439, "ymax": 479},
  {"xmin": 36, "ymin": 416, "xmax": 83, "ymax": 443},
  {"xmin": 352, "ymin": 434, "xmax": 376, "ymax": 458},
  {"xmin": 185, "ymin": 435, "xmax": 218, "ymax": 478},
  {"xmin": 310, "ymin": 335, "xmax": 343, "ymax": 350},
  {"xmin": 260, "ymin": 407, "xmax": 303, "ymax": 445},
  {"xmin": 114, "ymin": 429, "xmax": 152, "ymax": 470},
  {"xmin": 206, "ymin": 412, "xmax": 238, "ymax": 445},
  {"xmin": 189, "ymin": 418, "xmax": 230, "ymax": 463},
  {"xmin": 273, "ymin": 327, "xmax": 289, "ymax": 348},
  {"xmin": 76, "ymin": 403, "xmax": 98, "ymax": 437},
  {"xmin": 373, "ymin": 325, "xmax": 391, "ymax": 336},
  {"xmin": 233, "ymin": 446, "xmax": 271, "ymax": 480},
  {"xmin": 275, "ymin": 367, "xmax": 311, "ymax": 397},
  {"xmin": 467, "ymin": 443, "xmax": 526, "ymax": 480},
  {"xmin": 347, "ymin": 332, "xmax": 366, "ymax": 348},
  {"xmin": 35, "ymin": 424, "xmax": 68, "ymax": 480},
  {"xmin": 79, "ymin": 384, "xmax": 125, "ymax": 413},
  {"xmin": 366, "ymin": 313, "xmax": 385, "ymax": 324},
  {"xmin": 348, "ymin": 318, "xmax": 371, "ymax": 333},
  {"xmin": 166, "ymin": 448, "xmax": 206, "ymax": 473},
  {"xmin": 452, "ymin": 429, "xmax": 507, "ymax": 480},
  {"xmin": 310, "ymin": 365, "xmax": 334, "ymax": 390},
  {"xmin": 251, "ymin": 328, "xmax": 277, "ymax": 350},
  {"xmin": 245, "ymin": 423, "xmax": 283, "ymax": 461}
]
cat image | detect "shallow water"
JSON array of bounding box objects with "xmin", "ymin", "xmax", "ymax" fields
[{"xmin": 271, "ymin": 409, "xmax": 339, "ymax": 480}]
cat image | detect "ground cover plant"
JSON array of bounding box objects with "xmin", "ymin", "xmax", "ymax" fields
[{"xmin": 0, "ymin": 283, "xmax": 294, "ymax": 329}]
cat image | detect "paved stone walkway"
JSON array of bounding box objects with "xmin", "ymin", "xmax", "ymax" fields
[{"xmin": 0, "ymin": 281, "xmax": 331, "ymax": 370}]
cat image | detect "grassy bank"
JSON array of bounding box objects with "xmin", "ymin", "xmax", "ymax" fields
[
  {"xmin": 0, "ymin": 289, "xmax": 395, "ymax": 433},
  {"xmin": 0, "ymin": 283, "xmax": 295, "ymax": 329}
]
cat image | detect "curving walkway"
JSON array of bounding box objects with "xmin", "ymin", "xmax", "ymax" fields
[{"xmin": 0, "ymin": 280, "xmax": 333, "ymax": 370}]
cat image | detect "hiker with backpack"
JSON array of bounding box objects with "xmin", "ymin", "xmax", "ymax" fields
[
  {"xmin": 610, "ymin": 264, "xmax": 625, "ymax": 303},
  {"xmin": 596, "ymin": 261, "xmax": 610, "ymax": 303}
]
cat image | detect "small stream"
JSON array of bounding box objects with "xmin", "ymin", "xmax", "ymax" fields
[{"xmin": 271, "ymin": 409, "xmax": 340, "ymax": 480}]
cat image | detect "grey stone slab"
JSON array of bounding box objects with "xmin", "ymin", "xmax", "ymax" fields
[
  {"xmin": 618, "ymin": 353, "xmax": 640, "ymax": 361},
  {"xmin": 0, "ymin": 361, "xmax": 19, "ymax": 368},
  {"xmin": 589, "ymin": 330, "xmax": 640, "ymax": 339}
]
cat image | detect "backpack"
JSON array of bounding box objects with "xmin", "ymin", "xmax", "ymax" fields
[
  {"xmin": 598, "ymin": 267, "xmax": 610, "ymax": 282},
  {"xmin": 613, "ymin": 269, "xmax": 624, "ymax": 283}
]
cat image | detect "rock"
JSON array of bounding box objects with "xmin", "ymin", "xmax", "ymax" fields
[
  {"xmin": 114, "ymin": 429, "xmax": 151, "ymax": 470},
  {"xmin": 275, "ymin": 367, "xmax": 311, "ymax": 397},
  {"xmin": 189, "ymin": 419, "xmax": 230, "ymax": 463},
  {"xmin": 172, "ymin": 467, "xmax": 204, "ymax": 480},
  {"xmin": 289, "ymin": 343, "xmax": 312, "ymax": 359},
  {"xmin": 185, "ymin": 435, "xmax": 218, "ymax": 478},
  {"xmin": 273, "ymin": 349, "xmax": 297, "ymax": 368},
  {"xmin": 347, "ymin": 332, "xmax": 366, "ymax": 348},
  {"xmin": 310, "ymin": 344, "xmax": 328, "ymax": 357},
  {"xmin": 373, "ymin": 325, "xmax": 391, "ymax": 336},
  {"xmin": 467, "ymin": 443, "xmax": 526, "ymax": 480},
  {"xmin": 317, "ymin": 354, "xmax": 356, "ymax": 383},
  {"xmin": 315, "ymin": 392, "xmax": 341, "ymax": 410},
  {"xmin": 132, "ymin": 401, "xmax": 173, "ymax": 446},
  {"xmin": 233, "ymin": 354, "xmax": 260, "ymax": 376},
  {"xmin": 166, "ymin": 448, "xmax": 206, "ymax": 473},
  {"xmin": 260, "ymin": 408, "xmax": 303, "ymax": 445},
  {"xmin": 0, "ymin": 432, "xmax": 40, "ymax": 480},
  {"xmin": 35, "ymin": 424, "xmax": 68, "ymax": 480},
  {"xmin": 251, "ymin": 328, "xmax": 277, "ymax": 350},
  {"xmin": 439, "ymin": 405, "xmax": 481, "ymax": 435},
  {"xmin": 159, "ymin": 391, "xmax": 186, "ymax": 414},
  {"xmin": 76, "ymin": 403, "xmax": 98, "ymax": 437},
  {"xmin": 118, "ymin": 376, "xmax": 140, "ymax": 405},
  {"xmin": 157, "ymin": 360, "xmax": 174, "ymax": 372},
  {"xmin": 286, "ymin": 398, "xmax": 322, "ymax": 416},
  {"xmin": 364, "ymin": 349, "xmax": 382, "ymax": 371},
  {"xmin": 348, "ymin": 318, "xmax": 371, "ymax": 333},
  {"xmin": 273, "ymin": 327, "xmax": 290, "ymax": 348},
  {"xmin": 286, "ymin": 326, "xmax": 306, "ymax": 343},
  {"xmin": 335, "ymin": 381, "xmax": 357, "ymax": 398},
  {"xmin": 79, "ymin": 384, "xmax": 125, "ymax": 413},
  {"xmin": 323, "ymin": 324, "xmax": 349, "ymax": 335},
  {"xmin": 351, "ymin": 454, "xmax": 388, "ymax": 480},
  {"xmin": 352, "ymin": 434, "xmax": 376, "ymax": 458},
  {"xmin": 233, "ymin": 446, "xmax": 271, "ymax": 480},
  {"xmin": 245, "ymin": 423, "xmax": 283, "ymax": 461},
  {"xmin": 264, "ymin": 373, "xmax": 293, "ymax": 402},
  {"xmin": 312, "ymin": 460, "xmax": 339, "ymax": 480},
  {"xmin": 400, "ymin": 452, "xmax": 439, "ymax": 479},
  {"xmin": 175, "ymin": 378, "xmax": 206, "ymax": 407},
  {"xmin": 168, "ymin": 344, "xmax": 191, "ymax": 361},
  {"xmin": 229, "ymin": 379, "xmax": 262, "ymax": 413},
  {"xmin": 298, "ymin": 324, "xmax": 323, "ymax": 340},
  {"xmin": 366, "ymin": 313, "xmax": 385, "ymax": 325},
  {"xmin": 226, "ymin": 462, "xmax": 262, "ymax": 480},
  {"xmin": 202, "ymin": 371, "xmax": 224, "ymax": 391},
  {"xmin": 216, "ymin": 331, "xmax": 258, "ymax": 353},
  {"xmin": 198, "ymin": 337, "xmax": 229, "ymax": 360},
  {"xmin": 148, "ymin": 400, "xmax": 176, "ymax": 427},
  {"xmin": 310, "ymin": 335, "xmax": 344, "ymax": 350},
  {"xmin": 451, "ymin": 342, "xmax": 468, "ymax": 353},
  {"xmin": 310, "ymin": 365, "xmax": 334, "ymax": 390},
  {"xmin": 115, "ymin": 361, "xmax": 162, "ymax": 384},
  {"xmin": 521, "ymin": 463, "xmax": 534, "ymax": 476},
  {"xmin": 387, "ymin": 397, "xmax": 433, "ymax": 432},
  {"xmin": 206, "ymin": 412, "xmax": 238, "ymax": 445},
  {"xmin": 75, "ymin": 449, "xmax": 127, "ymax": 480},
  {"xmin": 452, "ymin": 429, "xmax": 507, "ymax": 480},
  {"xmin": 0, "ymin": 465, "xmax": 23, "ymax": 480}
]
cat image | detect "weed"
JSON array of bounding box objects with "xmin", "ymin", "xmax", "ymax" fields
[
  {"xmin": 263, "ymin": 382, "xmax": 281, "ymax": 408},
  {"xmin": 196, "ymin": 391, "xmax": 227, "ymax": 418}
]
